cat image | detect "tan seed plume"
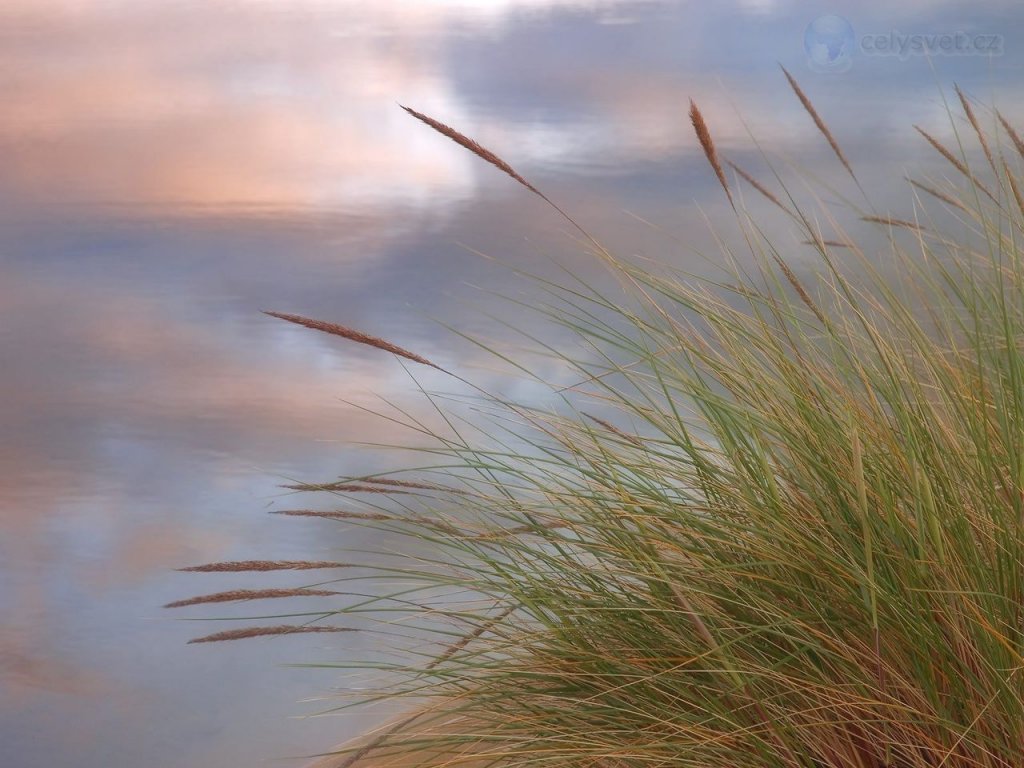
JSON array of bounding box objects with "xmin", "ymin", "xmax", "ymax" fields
[
  {"xmin": 401, "ymin": 106, "xmax": 609, "ymax": 257},
  {"xmin": 283, "ymin": 483, "xmax": 411, "ymax": 495},
  {"xmin": 188, "ymin": 625, "xmax": 355, "ymax": 644},
  {"xmin": 997, "ymin": 110, "xmax": 1024, "ymax": 160},
  {"xmin": 177, "ymin": 561, "xmax": 352, "ymax": 572},
  {"xmin": 955, "ymin": 85, "xmax": 997, "ymax": 174},
  {"xmin": 271, "ymin": 509, "xmax": 394, "ymax": 521},
  {"xmin": 689, "ymin": 99, "xmax": 733, "ymax": 208},
  {"xmin": 582, "ymin": 412, "xmax": 644, "ymax": 447},
  {"xmin": 165, "ymin": 588, "xmax": 339, "ymax": 608},
  {"xmin": 913, "ymin": 126, "xmax": 997, "ymax": 203},
  {"xmin": 359, "ymin": 477, "xmax": 465, "ymax": 492},
  {"xmin": 263, "ymin": 311, "xmax": 443, "ymax": 371},
  {"xmin": 726, "ymin": 160, "xmax": 792, "ymax": 215},
  {"xmin": 771, "ymin": 253, "xmax": 827, "ymax": 326},
  {"xmin": 1004, "ymin": 160, "xmax": 1024, "ymax": 219},
  {"xmin": 801, "ymin": 239, "xmax": 852, "ymax": 248},
  {"xmin": 401, "ymin": 105, "xmax": 540, "ymax": 197},
  {"xmin": 914, "ymin": 126, "xmax": 969, "ymax": 174},
  {"xmin": 468, "ymin": 520, "xmax": 572, "ymax": 540},
  {"xmin": 780, "ymin": 65, "xmax": 856, "ymax": 181},
  {"xmin": 906, "ymin": 178, "xmax": 969, "ymax": 213},
  {"xmin": 862, "ymin": 215, "xmax": 925, "ymax": 231},
  {"xmin": 283, "ymin": 478, "xmax": 467, "ymax": 495},
  {"xmin": 274, "ymin": 509, "xmax": 464, "ymax": 538}
]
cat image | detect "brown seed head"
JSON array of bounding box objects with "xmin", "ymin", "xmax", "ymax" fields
[
  {"xmin": 177, "ymin": 560, "xmax": 352, "ymax": 572},
  {"xmin": 955, "ymin": 85, "xmax": 996, "ymax": 174},
  {"xmin": 165, "ymin": 588, "xmax": 339, "ymax": 609},
  {"xmin": 997, "ymin": 110, "xmax": 1024, "ymax": 160},
  {"xmin": 780, "ymin": 65, "xmax": 856, "ymax": 181},
  {"xmin": 271, "ymin": 509, "xmax": 394, "ymax": 521},
  {"xmin": 264, "ymin": 311, "xmax": 443, "ymax": 370},
  {"xmin": 401, "ymin": 105, "xmax": 540, "ymax": 197},
  {"xmin": 188, "ymin": 625, "xmax": 355, "ymax": 644},
  {"xmin": 913, "ymin": 125, "xmax": 997, "ymax": 203},
  {"xmin": 689, "ymin": 99, "xmax": 733, "ymax": 208}
]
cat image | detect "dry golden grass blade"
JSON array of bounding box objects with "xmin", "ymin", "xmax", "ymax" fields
[
  {"xmin": 906, "ymin": 178, "xmax": 969, "ymax": 213},
  {"xmin": 667, "ymin": 583, "xmax": 800, "ymax": 767},
  {"xmin": 862, "ymin": 215, "xmax": 925, "ymax": 231},
  {"xmin": 956, "ymin": 85, "xmax": 997, "ymax": 174},
  {"xmin": 722, "ymin": 282, "xmax": 769, "ymax": 300},
  {"xmin": 263, "ymin": 311, "xmax": 444, "ymax": 371},
  {"xmin": 913, "ymin": 126, "xmax": 998, "ymax": 203},
  {"xmin": 997, "ymin": 110, "xmax": 1024, "ymax": 160},
  {"xmin": 165, "ymin": 588, "xmax": 339, "ymax": 609},
  {"xmin": 188, "ymin": 626, "xmax": 355, "ymax": 644},
  {"xmin": 332, "ymin": 606, "xmax": 518, "ymax": 768},
  {"xmin": 401, "ymin": 105, "xmax": 541, "ymax": 197},
  {"xmin": 270, "ymin": 509, "xmax": 394, "ymax": 521},
  {"xmin": 315, "ymin": 714, "xmax": 495, "ymax": 768},
  {"xmin": 780, "ymin": 65, "xmax": 856, "ymax": 181},
  {"xmin": 177, "ymin": 561, "xmax": 352, "ymax": 573},
  {"xmin": 689, "ymin": 99, "xmax": 733, "ymax": 208}
]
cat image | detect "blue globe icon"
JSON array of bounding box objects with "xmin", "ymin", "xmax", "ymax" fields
[{"xmin": 804, "ymin": 15, "xmax": 855, "ymax": 73}]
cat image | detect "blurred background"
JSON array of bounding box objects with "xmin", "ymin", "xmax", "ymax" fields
[{"xmin": 2, "ymin": 1, "xmax": 1022, "ymax": 766}]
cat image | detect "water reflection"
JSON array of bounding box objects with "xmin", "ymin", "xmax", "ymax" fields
[{"xmin": 1, "ymin": 1, "xmax": 1022, "ymax": 766}]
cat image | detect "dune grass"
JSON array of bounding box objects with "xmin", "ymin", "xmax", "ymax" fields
[{"xmin": 175, "ymin": 74, "xmax": 1024, "ymax": 767}]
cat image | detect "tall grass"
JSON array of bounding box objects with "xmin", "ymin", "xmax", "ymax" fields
[{"xmin": 176, "ymin": 75, "xmax": 1024, "ymax": 767}]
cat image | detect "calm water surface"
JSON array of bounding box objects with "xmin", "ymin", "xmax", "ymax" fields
[{"xmin": 3, "ymin": 1, "xmax": 1023, "ymax": 766}]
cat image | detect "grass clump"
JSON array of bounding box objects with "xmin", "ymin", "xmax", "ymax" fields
[{"xmin": 178, "ymin": 74, "xmax": 1024, "ymax": 768}]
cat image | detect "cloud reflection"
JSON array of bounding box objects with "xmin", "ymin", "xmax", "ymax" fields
[
  {"xmin": 0, "ymin": 0, "xmax": 636, "ymax": 214},
  {"xmin": 2, "ymin": 0, "xmax": 969, "ymax": 217}
]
